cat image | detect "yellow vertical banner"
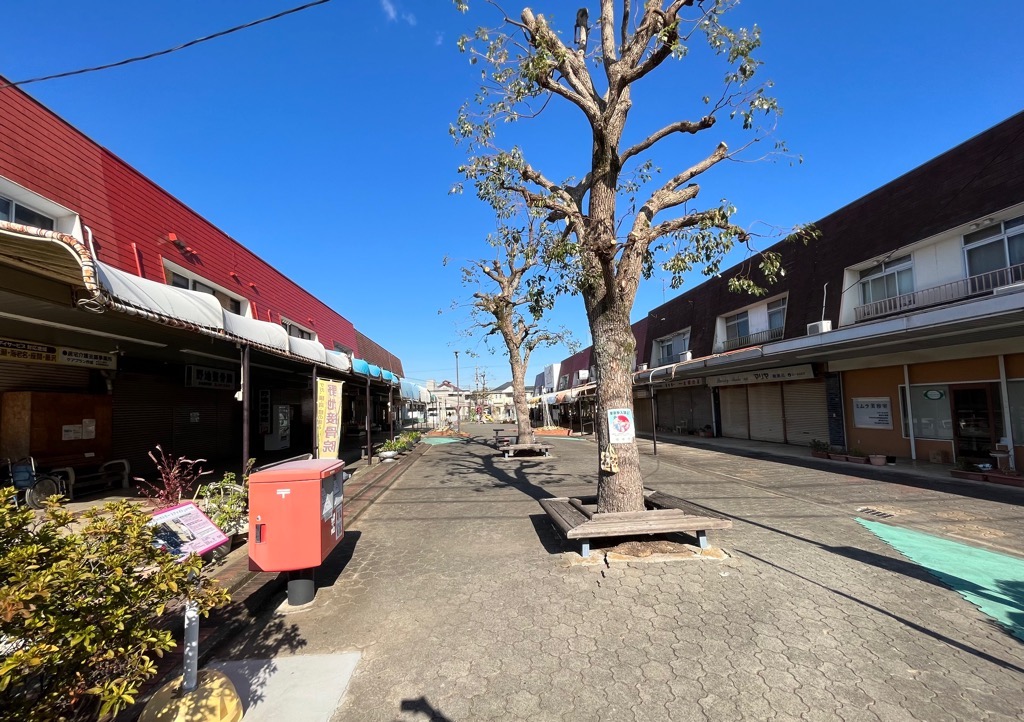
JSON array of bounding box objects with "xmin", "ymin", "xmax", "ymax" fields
[{"xmin": 316, "ymin": 379, "xmax": 344, "ymax": 459}]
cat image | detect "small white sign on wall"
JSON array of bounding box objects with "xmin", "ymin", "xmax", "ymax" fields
[{"xmin": 853, "ymin": 397, "xmax": 893, "ymax": 429}]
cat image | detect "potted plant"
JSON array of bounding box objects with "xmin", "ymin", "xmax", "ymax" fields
[
  {"xmin": 847, "ymin": 448, "xmax": 869, "ymax": 464},
  {"xmin": 868, "ymin": 453, "xmax": 887, "ymax": 466},
  {"xmin": 828, "ymin": 448, "xmax": 847, "ymax": 461},
  {"xmin": 810, "ymin": 439, "xmax": 830, "ymax": 459},
  {"xmin": 195, "ymin": 459, "xmax": 253, "ymax": 544},
  {"xmin": 951, "ymin": 457, "xmax": 987, "ymax": 481},
  {"xmin": 378, "ymin": 438, "xmax": 402, "ymax": 461}
]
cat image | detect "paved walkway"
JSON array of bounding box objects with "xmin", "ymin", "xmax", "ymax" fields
[{"xmin": 214, "ymin": 425, "xmax": 1024, "ymax": 721}]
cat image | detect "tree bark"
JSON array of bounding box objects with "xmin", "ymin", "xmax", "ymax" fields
[{"xmin": 508, "ymin": 349, "xmax": 534, "ymax": 442}]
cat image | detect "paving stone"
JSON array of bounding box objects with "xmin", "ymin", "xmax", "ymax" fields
[{"xmin": 209, "ymin": 427, "xmax": 1024, "ymax": 721}]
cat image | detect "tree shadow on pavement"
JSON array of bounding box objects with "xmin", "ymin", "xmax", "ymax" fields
[
  {"xmin": 398, "ymin": 695, "xmax": 454, "ymax": 721},
  {"xmin": 740, "ymin": 549, "xmax": 1024, "ymax": 675}
]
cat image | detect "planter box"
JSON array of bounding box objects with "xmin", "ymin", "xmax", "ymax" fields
[
  {"xmin": 950, "ymin": 469, "xmax": 987, "ymax": 482},
  {"xmin": 847, "ymin": 456, "xmax": 869, "ymax": 464},
  {"xmin": 811, "ymin": 450, "xmax": 829, "ymax": 459},
  {"xmin": 828, "ymin": 453, "xmax": 846, "ymax": 461}
]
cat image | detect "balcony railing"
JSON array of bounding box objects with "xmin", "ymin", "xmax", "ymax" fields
[
  {"xmin": 654, "ymin": 350, "xmax": 692, "ymax": 367},
  {"xmin": 713, "ymin": 326, "xmax": 784, "ymax": 354},
  {"xmin": 854, "ymin": 262, "xmax": 1024, "ymax": 322}
]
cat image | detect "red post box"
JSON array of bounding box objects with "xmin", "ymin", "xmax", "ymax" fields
[{"xmin": 248, "ymin": 458, "xmax": 346, "ymax": 579}]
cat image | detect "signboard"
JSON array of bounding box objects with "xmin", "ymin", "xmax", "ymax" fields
[
  {"xmin": 0, "ymin": 336, "xmax": 117, "ymax": 370},
  {"xmin": 149, "ymin": 502, "xmax": 229, "ymax": 561},
  {"xmin": 659, "ymin": 378, "xmax": 706, "ymax": 390},
  {"xmin": 607, "ymin": 408, "xmax": 635, "ymax": 444},
  {"xmin": 852, "ymin": 397, "xmax": 893, "ymax": 429},
  {"xmin": 186, "ymin": 365, "xmax": 236, "ymax": 390},
  {"xmin": 316, "ymin": 379, "xmax": 345, "ymax": 459},
  {"xmin": 706, "ymin": 364, "xmax": 815, "ymax": 387}
]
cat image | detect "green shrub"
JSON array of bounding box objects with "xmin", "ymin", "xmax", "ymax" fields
[
  {"xmin": 809, "ymin": 439, "xmax": 829, "ymax": 452},
  {"xmin": 195, "ymin": 459, "xmax": 253, "ymax": 534},
  {"xmin": 378, "ymin": 438, "xmax": 403, "ymax": 452},
  {"xmin": 0, "ymin": 490, "xmax": 230, "ymax": 721}
]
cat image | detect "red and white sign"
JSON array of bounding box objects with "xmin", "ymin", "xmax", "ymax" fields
[
  {"xmin": 607, "ymin": 408, "xmax": 635, "ymax": 444},
  {"xmin": 150, "ymin": 501, "xmax": 229, "ymax": 561}
]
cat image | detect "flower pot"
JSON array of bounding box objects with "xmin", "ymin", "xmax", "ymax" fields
[
  {"xmin": 868, "ymin": 454, "xmax": 887, "ymax": 466},
  {"xmin": 378, "ymin": 450, "xmax": 399, "ymax": 462}
]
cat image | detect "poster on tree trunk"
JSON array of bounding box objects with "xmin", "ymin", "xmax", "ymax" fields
[{"xmin": 607, "ymin": 408, "xmax": 635, "ymax": 444}]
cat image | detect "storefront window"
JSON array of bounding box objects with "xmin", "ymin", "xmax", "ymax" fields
[
  {"xmin": 1008, "ymin": 380, "xmax": 1024, "ymax": 443},
  {"xmin": 899, "ymin": 385, "xmax": 954, "ymax": 440}
]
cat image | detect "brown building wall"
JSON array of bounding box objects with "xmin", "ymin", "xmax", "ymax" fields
[
  {"xmin": 842, "ymin": 366, "xmax": 910, "ymax": 458},
  {"xmin": 1004, "ymin": 354, "xmax": 1024, "ymax": 379},
  {"xmin": 909, "ymin": 358, "xmax": 1000, "ymax": 384}
]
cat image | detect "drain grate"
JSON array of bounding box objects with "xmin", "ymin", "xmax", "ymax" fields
[{"xmin": 857, "ymin": 506, "xmax": 896, "ymax": 519}]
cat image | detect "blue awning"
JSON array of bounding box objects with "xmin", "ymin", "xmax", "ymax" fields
[
  {"xmin": 401, "ymin": 379, "xmax": 418, "ymax": 399},
  {"xmin": 367, "ymin": 364, "xmax": 382, "ymax": 378},
  {"xmin": 382, "ymin": 370, "xmax": 396, "ymax": 383},
  {"xmin": 352, "ymin": 358, "xmax": 370, "ymax": 375}
]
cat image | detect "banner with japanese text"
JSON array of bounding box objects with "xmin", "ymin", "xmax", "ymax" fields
[{"xmin": 316, "ymin": 379, "xmax": 344, "ymax": 458}]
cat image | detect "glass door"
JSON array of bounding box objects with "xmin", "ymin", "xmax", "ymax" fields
[{"xmin": 950, "ymin": 385, "xmax": 999, "ymax": 463}]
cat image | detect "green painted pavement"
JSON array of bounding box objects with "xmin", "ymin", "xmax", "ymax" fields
[
  {"xmin": 857, "ymin": 518, "xmax": 1024, "ymax": 641},
  {"xmin": 421, "ymin": 437, "xmax": 465, "ymax": 445}
]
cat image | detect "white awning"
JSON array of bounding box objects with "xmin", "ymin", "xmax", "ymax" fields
[
  {"xmin": 223, "ymin": 311, "xmax": 290, "ymax": 352},
  {"xmin": 288, "ymin": 336, "xmax": 327, "ymax": 364},
  {"xmin": 98, "ymin": 262, "xmax": 224, "ymax": 331},
  {"xmin": 325, "ymin": 349, "xmax": 352, "ymax": 373}
]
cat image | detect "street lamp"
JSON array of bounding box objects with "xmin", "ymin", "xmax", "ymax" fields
[{"xmin": 454, "ymin": 350, "xmax": 461, "ymax": 433}]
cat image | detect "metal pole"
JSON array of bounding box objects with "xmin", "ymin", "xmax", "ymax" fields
[
  {"xmin": 183, "ymin": 601, "xmax": 199, "ymax": 692},
  {"xmin": 903, "ymin": 364, "xmax": 917, "ymax": 461},
  {"xmin": 650, "ymin": 384, "xmax": 658, "ymax": 456},
  {"xmin": 389, "ymin": 384, "xmax": 395, "ymax": 440},
  {"xmin": 365, "ymin": 376, "xmax": 372, "ymax": 464},
  {"xmin": 455, "ymin": 351, "xmax": 461, "ymax": 433},
  {"xmin": 241, "ymin": 346, "xmax": 250, "ymax": 474}
]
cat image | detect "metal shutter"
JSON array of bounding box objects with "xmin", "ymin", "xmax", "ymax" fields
[
  {"xmin": 0, "ymin": 361, "xmax": 90, "ymax": 393},
  {"xmin": 783, "ymin": 380, "xmax": 829, "ymax": 447},
  {"xmin": 748, "ymin": 383, "xmax": 785, "ymax": 443},
  {"xmin": 719, "ymin": 386, "xmax": 749, "ymax": 439},
  {"xmin": 634, "ymin": 397, "xmax": 653, "ymax": 433},
  {"xmin": 690, "ymin": 387, "xmax": 715, "ymax": 431},
  {"xmin": 112, "ymin": 372, "xmax": 174, "ymax": 476}
]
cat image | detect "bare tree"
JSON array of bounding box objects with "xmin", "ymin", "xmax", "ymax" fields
[
  {"xmin": 453, "ymin": 0, "xmax": 812, "ymax": 512},
  {"xmin": 451, "ymin": 209, "xmax": 576, "ymax": 442}
]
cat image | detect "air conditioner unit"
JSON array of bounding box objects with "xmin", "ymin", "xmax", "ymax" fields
[
  {"xmin": 806, "ymin": 320, "xmax": 832, "ymax": 335},
  {"xmin": 637, "ymin": 363, "xmax": 649, "ymax": 372},
  {"xmin": 678, "ymin": 350, "xmax": 693, "ymax": 363},
  {"xmin": 578, "ymin": 369, "xmax": 589, "ymax": 381},
  {"xmin": 994, "ymin": 282, "xmax": 1024, "ymax": 296}
]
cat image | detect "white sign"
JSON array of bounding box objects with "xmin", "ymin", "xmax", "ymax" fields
[
  {"xmin": 61, "ymin": 424, "xmax": 83, "ymax": 441},
  {"xmin": 82, "ymin": 419, "xmax": 96, "ymax": 440},
  {"xmin": 607, "ymin": 408, "xmax": 635, "ymax": 444},
  {"xmin": 706, "ymin": 364, "xmax": 815, "ymax": 387},
  {"xmin": 149, "ymin": 502, "xmax": 229, "ymax": 561},
  {"xmin": 853, "ymin": 397, "xmax": 893, "ymax": 429}
]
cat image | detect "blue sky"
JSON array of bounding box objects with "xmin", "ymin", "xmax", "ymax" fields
[{"xmin": 2, "ymin": 1, "xmax": 1023, "ymax": 388}]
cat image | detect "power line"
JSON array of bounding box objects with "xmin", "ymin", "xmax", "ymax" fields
[{"xmin": 0, "ymin": 0, "xmax": 334, "ymax": 89}]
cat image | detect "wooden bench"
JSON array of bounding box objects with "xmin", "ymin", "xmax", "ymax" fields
[
  {"xmin": 493, "ymin": 429, "xmax": 518, "ymax": 447},
  {"xmin": 500, "ymin": 443, "xmax": 552, "ymax": 459},
  {"xmin": 539, "ymin": 491, "xmax": 731, "ymax": 557}
]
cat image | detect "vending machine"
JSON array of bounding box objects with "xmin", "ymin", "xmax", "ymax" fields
[{"xmin": 263, "ymin": 404, "xmax": 291, "ymax": 451}]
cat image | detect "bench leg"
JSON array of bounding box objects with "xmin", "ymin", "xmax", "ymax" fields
[
  {"xmin": 580, "ymin": 539, "xmax": 590, "ymax": 558},
  {"xmin": 695, "ymin": 530, "xmax": 708, "ymax": 550}
]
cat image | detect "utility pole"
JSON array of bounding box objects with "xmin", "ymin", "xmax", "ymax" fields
[{"xmin": 454, "ymin": 350, "xmax": 461, "ymax": 433}]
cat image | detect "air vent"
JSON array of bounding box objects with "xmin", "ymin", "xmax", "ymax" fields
[{"xmin": 806, "ymin": 320, "xmax": 833, "ymax": 335}]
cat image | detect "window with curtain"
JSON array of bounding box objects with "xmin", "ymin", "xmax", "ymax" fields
[{"xmin": 964, "ymin": 216, "xmax": 1024, "ymax": 277}]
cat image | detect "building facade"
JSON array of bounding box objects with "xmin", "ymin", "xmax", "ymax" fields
[
  {"xmin": 540, "ymin": 111, "xmax": 1024, "ymax": 474},
  {"xmin": 0, "ymin": 80, "xmax": 420, "ymax": 495}
]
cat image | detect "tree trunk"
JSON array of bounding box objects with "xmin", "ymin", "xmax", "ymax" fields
[
  {"xmin": 590, "ymin": 302, "xmax": 645, "ymax": 513},
  {"xmin": 509, "ymin": 352, "xmax": 534, "ymax": 443}
]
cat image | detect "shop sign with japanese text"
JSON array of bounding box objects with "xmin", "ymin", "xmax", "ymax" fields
[
  {"xmin": 706, "ymin": 364, "xmax": 814, "ymax": 387},
  {"xmin": 853, "ymin": 397, "xmax": 893, "ymax": 429},
  {"xmin": 316, "ymin": 379, "xmax": 345, "ymax": 459},
  {"xmin": 186, "ymin": 365, "xmax": 236, "ymax": 390},
  {"xmin": 0, "ymin": 335, "xmax": 116, "ymax": 370}
]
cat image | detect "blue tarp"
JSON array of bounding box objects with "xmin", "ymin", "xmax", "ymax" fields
[
  {"xmin": 367, "ymin": 364, "xmax": 382, "ymax": 378},
  {"xmin": 352, "ymin": 357, "xmax": 370, "ymax": 375},
  {"xmin": 382, "ymin": 370, "xmax": 396, "ymax": 383}
]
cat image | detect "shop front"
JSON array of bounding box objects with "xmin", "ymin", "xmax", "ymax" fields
[{"xmin": 841, "ymin": 354, "xmax": 1024, "ymax": 470}]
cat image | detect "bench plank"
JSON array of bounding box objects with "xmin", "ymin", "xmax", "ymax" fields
[
  {"xmin": 538, "ymin": 498, "xmax": 589, "ymax": 535},
  {"xmin": 501, "ymin": 444, "xmax": 552, "ymax": 458}
]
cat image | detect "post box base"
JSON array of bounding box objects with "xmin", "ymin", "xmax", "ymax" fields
[{"xmin": 287, "ymin": 569, "xmax": 316, "ymax": 606}]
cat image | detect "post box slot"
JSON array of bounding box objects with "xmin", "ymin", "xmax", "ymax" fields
[{"xmin": 255, "ymin": 523, "xmax": 265, "ymax": 543}]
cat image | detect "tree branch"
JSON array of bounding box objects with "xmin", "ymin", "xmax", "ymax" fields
[{"xmin": 620, "ymin": 115, "xmax": 716, "ymax": 165}]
